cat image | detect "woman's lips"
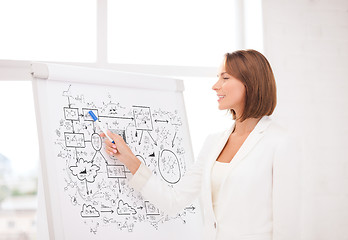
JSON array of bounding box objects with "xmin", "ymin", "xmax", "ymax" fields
[{"xmin": 217, "ymin": 95, "xmax": 225, "ymax": 102}]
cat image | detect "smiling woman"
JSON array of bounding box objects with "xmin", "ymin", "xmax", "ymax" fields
[
  {"xmin": 213, "ymin": 68, "xmax": 247, "ymax": 112},
  {"xmin": 102, "ymin": 49, "xmax": 302, "ymax": 240},
  {"xmin": 213, "ymin": 50, "xmax": 277, "ymax": 122}
]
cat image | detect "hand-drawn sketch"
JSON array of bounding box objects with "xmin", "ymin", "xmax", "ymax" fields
[{"xmin": 53, "ymin": 84, "xmax": 197, "ymax": 235}]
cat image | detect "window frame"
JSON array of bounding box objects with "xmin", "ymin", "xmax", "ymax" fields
[{"xmin": 0, "ymin": 0, "xmax": 247, "ymax": 80}]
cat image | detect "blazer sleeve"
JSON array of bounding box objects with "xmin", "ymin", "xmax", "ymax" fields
[
  {"xmin": 128, "ymin": 133, "xmax": 213, "ymax": 216},
  {"xmin": 272, "ymin": 134, "xmax": 303, "ymax": 240}
]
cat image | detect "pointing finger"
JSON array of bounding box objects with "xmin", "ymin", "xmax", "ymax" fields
[
  {"xmin": 106, "ymin": 145, "xmax": 117, "ymax": 154},
  {"xmin": 105, "ymin": 139, "xmax": 117, "ymax": 149}
]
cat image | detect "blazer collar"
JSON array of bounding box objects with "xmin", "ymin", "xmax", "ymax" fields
[
  {"xmin": 210, "ymin": 115, "xmax": 273, "ymax": 170},
  {"xmin": 226, "ymin": 115, "xmax": 272, "ymax": 137}
]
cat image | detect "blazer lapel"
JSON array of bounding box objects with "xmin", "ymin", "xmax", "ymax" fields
[
  {"xmin": 203, "ymin": 116, "xmax": 273, "ymax": 220},
  {"xmin": 214, "ymin": 116, "xmax": 273, "ymax": 209},
  {"xmin": 203, "ymin": 125, "xmax": 235, "ymax": 220},
  {"xmin": 228, "ymin": 116, "xmax": 272, "ymax": 170},
  {"xmin": 206, "ymin": 124, "xmax": 235, "ymax": 171}
]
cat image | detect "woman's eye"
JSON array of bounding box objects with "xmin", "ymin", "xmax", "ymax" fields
[{"xmin": 223, "ymin": 77, "xmax": 229, "ymax": 80}]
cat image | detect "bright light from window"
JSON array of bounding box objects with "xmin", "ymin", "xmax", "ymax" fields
[
  {"xmin": 108, "ymin": 0, "xmax": 238, "ymax": 67},
  {"xmin": 0, "ymin": 81, "xmax": 39, "ymax": 175},
  {"xmin": 0, "ymin": 0, "xmax": 96, "ymax": 62},
  {"xmin": 244, "ymin": 0, "xmax": 263, "ymax": 52},
  {"xmin": 182, "ymin": 77, "xmax": 233, "ymax": 156}
]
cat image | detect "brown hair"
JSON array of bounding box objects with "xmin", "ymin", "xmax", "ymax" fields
[{"xmin": 224, "ymin": 49, "xmax": 277, "ymax": 122}]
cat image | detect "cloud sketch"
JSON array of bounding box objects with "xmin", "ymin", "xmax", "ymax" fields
[
  {"xmin": 70, "ymin": 158, "xmax": 100, "ymax": 183},
  {"xmin": 80, "ymin": 204, "xmax": 100, "ymax": 218}
]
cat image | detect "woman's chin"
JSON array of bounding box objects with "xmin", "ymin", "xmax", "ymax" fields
[{"xmin": 218, "ymin": 105, "xmax": 227, "ymax": 110}]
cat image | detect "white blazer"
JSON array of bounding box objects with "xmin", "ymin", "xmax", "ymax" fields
[{"xmin": 129, "ymin": 115, "xmax": 303, "ymax": 240}]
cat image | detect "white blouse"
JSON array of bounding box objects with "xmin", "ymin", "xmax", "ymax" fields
[{"xmin": 211, "ymin": 161, "xmax": 231, "ymax": 212}]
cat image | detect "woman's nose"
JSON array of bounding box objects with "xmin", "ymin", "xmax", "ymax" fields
[{"xmin": 212, "ymin": 81, "xmax": 220, "ymax": 91}]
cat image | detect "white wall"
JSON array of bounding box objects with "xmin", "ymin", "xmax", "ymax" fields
[{"xmin": 262, "ymin": 0, "xmax": 348, "ymax": 239}]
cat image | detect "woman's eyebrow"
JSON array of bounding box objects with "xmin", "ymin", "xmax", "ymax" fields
[{"xmin": 217, "ymin": 72, "xmax": 227, "ymax": 77}]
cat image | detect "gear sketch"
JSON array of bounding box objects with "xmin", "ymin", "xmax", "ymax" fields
[{"xmin": 54, "ymin": 84, "xmax": 197, "ymax": 235}]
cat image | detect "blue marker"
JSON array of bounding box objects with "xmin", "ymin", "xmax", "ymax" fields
[{"xmin": 88, "ymin": 111, "xmax": 115, "ymax": 144}]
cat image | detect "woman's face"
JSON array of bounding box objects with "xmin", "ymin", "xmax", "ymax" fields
[{"xmin": 212, "ymin": 60, "xmax": 246, "ymax": 111}]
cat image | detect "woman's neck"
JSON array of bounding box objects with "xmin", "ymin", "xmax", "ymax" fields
[{"xmin": 233, "ymin": 117, "xmax": 261, "ymax": 136}]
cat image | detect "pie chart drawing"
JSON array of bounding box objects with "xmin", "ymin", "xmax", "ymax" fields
[{"xmin": 158, "ymin": 149, "xmax": 181, "ymax": 184}]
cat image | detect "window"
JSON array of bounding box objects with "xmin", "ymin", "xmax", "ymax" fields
[
  {"xmin": 108, "ymin": 0, "xmax": 238, "ymax": 66},
  {"xmin": 0, "ymin": 0, "xmax": 96, "ymax": 62}
]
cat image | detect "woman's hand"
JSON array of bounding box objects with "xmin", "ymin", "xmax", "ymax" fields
[{"xmin": 100, "ymin": 130, "xmax": 141, "ymax": 175}]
